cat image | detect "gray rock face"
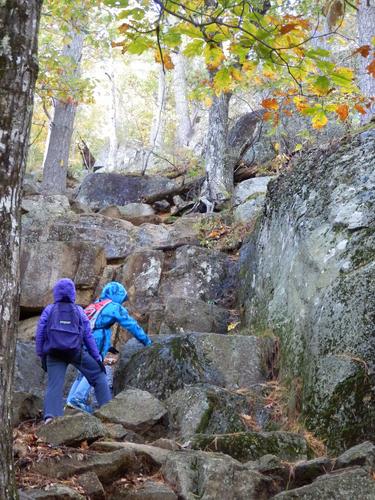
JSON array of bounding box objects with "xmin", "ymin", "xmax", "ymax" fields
[
  {"xmin": 162, "ymin": 450, "xmax": 274, "ymax": 500},
  {"xmin": 76, "ymin": 173, "xmax": 179, "ymax": 209},
  {"xmin": 191, "ymin": 431, "xmax": 311, "ymax": 462},
  {"xmin": 13, "ymin": 392, "xmax": 42, "ymax": 426},
  {"xmin": 165, "ymin": 385, "xmax": 248, "ymax": 439},
  {"xmin": 233, "ymin": 177, "xmax": 273, "ymax": 206},
  {"xmin": 20, "ymin": 240, "xmax": 106, "ymax": 311},
  {"xmin": 15, "ymin": 342, "xmax": 46, "ymax": 398},
  {"xmin": 234, "ymin": 196, "xmax": 265, "ymax": 224},
  {"xmin": 95, "ymin": 389, "xmax": 167, "ymax": 433},
  {"xmin": 334, "ymin": 441, "xmax": 375, "ymax": 470},
  {"xmin": 19, "ymin": 485, "xmax": 85, "ymax": 499},
  {"xmin": 159, "ymin": 297, "xmax": 229, "ymax": 334},
  {"xmin": 109, "ymin": 480, "xmax": 177, "ymax": 500},
  {"xmin": 21, "ymin": 195, "xmax": 72, "ymax": 220},
  {"xmin": 18, "ymin": 316, "xmax": 39, "ymax": 342},
  {"xmin": 37, "ymin": 414, "xmax": 108, "ymax": 446},
  {"xmin": 273, "ymin": 467, "xmax": 375, "ymax": 499},
  {"xmin": 158, "ymin": 245, "xmax": 236, "ymax": 307},
  {"xmin": 239, "ymin": 130, "xmax": 375, "ymax": 452},
  {"xmin": 115, "ymin": 333, "xmax": 271, "ymax": 400}
]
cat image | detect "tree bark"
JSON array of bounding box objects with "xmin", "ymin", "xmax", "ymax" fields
[
  {"xmin": 42, "ymin": 30, "xmax": 84, "ymax": 194},
  {"xmin": 172, "ymin": 52, "xmax": 193, "ymax": 146},
  {"xmin": 357, "ymin": 0, "xmax": 375, "ymax": 123},
  {"xmin": 143, "ymin": 66, "xmax": 167, "ymax": 172},
  {"xmin": 0, "ymin": 1, "xmax": 42, "ymax": 497},
  {"xmin": 105, "ymin": 46, "xmax": 118, "ymax": 171},
  {"xmin": 201, "ymin": 89, "xmax": 232, "ymax": 210}
]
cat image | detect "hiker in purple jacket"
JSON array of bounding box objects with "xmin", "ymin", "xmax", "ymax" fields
[{"xmin": 35, "ymin": 278, "xmax": 111, "ymax": 423}]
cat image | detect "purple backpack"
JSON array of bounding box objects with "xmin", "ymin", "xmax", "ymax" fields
[{"xmin": 44, "ymin": 303, "xmax": 83, "ymax": 356}]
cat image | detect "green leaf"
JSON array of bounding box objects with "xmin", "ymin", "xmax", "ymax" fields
[
  {"xmin": 163, "ymin": 31, "xmax": 182, "ymax": 48},
  {"xmin": 313, "ymin": 75, "xmax": 330, "ymax": 95},
  {"xmin": 183, "ymin": 39, "xmax": 204, "ymax": 57},
  {"xmin": 213, "ymin": 67, "xmax": 231, "ymax": 92},
  {"xmin": 126, "ymin": 37, "xmax": 150, "ymax": 55}
]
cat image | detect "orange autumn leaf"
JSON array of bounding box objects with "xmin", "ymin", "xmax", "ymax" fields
[
  {"xmin": 354, "ymin": 103, "xmax": 366, "ymax": 114},
  {"xmin": 335, "ymin": 104, "xmax": 349, "ymax": 121},
  {"xmin": 280, "ymin": 23, "xmax": 298, "ymax": 34},
  {"xmin": 353, "ymin": 44, "xmax": 371, "ymax": 58},
  {"xmin": 261, "ymin": 98, "xmax": 279, "ymax": 110},
  {"xmin": 118, "ymin": 23, "xmax": 130, "ymax": 33},
  {"xmin": 263, "ymin": 111, "xmax": 273, "ymax": 121},
  {"xmin": 367, "ymin": 59, "xmax": 375, "ymax": 78}
]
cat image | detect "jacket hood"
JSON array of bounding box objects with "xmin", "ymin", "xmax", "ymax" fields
[
  {"xmin": 99, "ymin": 281, "xmax": 128, "ymax": 304},
  {"xmin": 53, "ymin": 278, "xmax": 76, "ymax": 303}
]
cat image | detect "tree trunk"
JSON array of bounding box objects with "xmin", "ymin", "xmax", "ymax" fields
[
  {"xmin": 0, "ymin": 1, "xmax": 42, "ymax": 497},
  {"xmin": 201, "ymin": 90, "xmax": 232, "ymax": 210},
  {"xmin": 106, "ymin": 47, "xmax": 118, "ymax": 170},
  {"xmin": 357, "ymin": 0, "xmax": 375, "ymax": 123},
  {"xmin": 143, "ymin": 66, "xmax": 167, "ymax": 172},
  {"xmin": 172, "ymin": 52, "xmax": 193, "ymax": 146},
  {"xmin": 42, "ymin": 30, "xmax": 84, "ymax": 194}
]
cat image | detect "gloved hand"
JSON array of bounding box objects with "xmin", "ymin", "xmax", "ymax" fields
[
  {"xmin": 97, "ymin": 359, "xmax": 106, "ymax": 373},
  {"xmin": 41, "ymin": 356, "xmax": 47, "ymax": 372}
]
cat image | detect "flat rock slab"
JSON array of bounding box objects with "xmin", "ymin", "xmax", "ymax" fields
[
  {"xmin": 166, "ymin": 384, "xmax": 249, "ymax": 439},
  {"xmin": 37, "ymin": 413, "xmax": 108, "ymax": 446},
  {"xmin": 77, "ymin": 471, "xmax": 105, "ymax": 500},
  {"xmin": 191, "ymin": 431, "xmax": 311, "ymax": 462},
  {"xmin": 34, "ymin": 448, "xmax": 156, "ymax": 483},
  {"xmin": 90, "ymin": 441, "xmax": 170, "ymax": 466},
  {"xmin": 274, "ymin": 467, "xmax": 375, "ymax": 499},
  {"xmin": 162, "ymin": 450, "xmax": 274, "ymax": 500},
  {"xmin": 334, "ymin": 441, "xmax": 375, "ymax": 470},
  {"xmin": 19, "ymin": 485, "xmax": 85, "ymax": 499},
  {"xmin": 76, "ymin": 173, "xmax": 180, "ymax": 208},
  {"xmin": 109, "ymin": 480, "xmax": 177, "ymax": 500},
  {"xmin": 115, "ymin": 333, "xmax": 273, "ymax": 400},
  {"xmin": 95, "ymin": 388, "xmax": 167, "ymax": 433}
]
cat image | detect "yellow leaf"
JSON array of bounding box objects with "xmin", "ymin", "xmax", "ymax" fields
[
  {"xmin": 311, "ymin": 111, "xmax": 328, "ymax": 129},
  {"xmin": 230, "ymin": 67, "xmax": 242, "ymax": 82},
  {"xmin": 204, "ymin": 96, "xmax": 213, "ymax": 107},
  {"xmin": 228, "ymin": 321, "xmax": 240, "ymax": 332},
  {"xmin": 294, "ymin": 143, "xmax": 303, "ymax": 152},
  {"xmin": 293, "ymin": 96, "xmax": 308, "ymax": 112}
]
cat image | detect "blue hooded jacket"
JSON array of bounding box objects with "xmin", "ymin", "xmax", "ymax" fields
[{"xmin": 90, "ymin": 281, "xmax": 151, "ymax": 357}]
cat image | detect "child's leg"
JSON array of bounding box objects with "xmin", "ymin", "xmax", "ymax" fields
[
  {"xmin": 44, "ymin": 355, "xmax": 68, "ymax": 419},
  {"xmin": 66, "ymin": 371, "xmax": 83, "ymax": 403},
  {"xmin": 67, "ymin": 375, "xmax": 92, "ymax": 405},
  {"xmin": 72, "ymin": 351, "xmax": 111, "ymax": 407}
]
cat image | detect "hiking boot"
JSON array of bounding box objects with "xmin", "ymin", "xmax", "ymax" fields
[{"xmin": 66, "ymin": 398, "xmax": 92, "ymax": 414}]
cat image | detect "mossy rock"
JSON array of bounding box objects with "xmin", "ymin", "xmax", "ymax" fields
[{"xmin": 191, "ymin": 431, "xmax": 312, "ymax": 462}]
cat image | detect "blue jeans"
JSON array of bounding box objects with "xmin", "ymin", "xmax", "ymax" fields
[
  {"xmin": 44, "ymin": 351, "xmax": 111, "ymax": 419},
  {"xmin": 67, "ymin": 366, "xmax": 113, "ymax": 406}
]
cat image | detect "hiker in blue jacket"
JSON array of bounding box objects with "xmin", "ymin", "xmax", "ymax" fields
[
  {"xmin": 66, "ymin": 281, "xmax": 152, "ymax": 412},
  {"xmin": 35, "ymin": 278, "xmax": 111, "ymax": 423}
]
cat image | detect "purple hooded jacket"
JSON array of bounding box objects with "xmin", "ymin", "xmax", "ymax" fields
[{"xmin": 35, "ymin": 278, "xmax": 101, "ymax": 362}]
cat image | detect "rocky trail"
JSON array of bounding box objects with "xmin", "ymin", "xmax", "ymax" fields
[{"xmin": 16, "ymin": 130, "xmax": 375, "ymax": 499}]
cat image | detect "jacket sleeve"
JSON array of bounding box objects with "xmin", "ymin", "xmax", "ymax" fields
[
  {"xmin": 78, "ymin": 307, "xmax": 101, "ymax": 361},
  {"xmin": 35, "ymin": 305, "xmax": 53, "ymax": 358},
  {"xmin": 114, "ymin": 305, "xmax": 152, "ymax": 346}
]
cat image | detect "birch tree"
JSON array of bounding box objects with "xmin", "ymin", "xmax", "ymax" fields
[
  {"xmin": 172, "ymin": 52, "xmax": 193, "ymax": 147},
  {"xmin": 42, "ymin": 29, "xmax": 84, "ymax": 194},
  {"xmin": 0, "ymin": 0, "xmax": 42, "ymax": 496}
]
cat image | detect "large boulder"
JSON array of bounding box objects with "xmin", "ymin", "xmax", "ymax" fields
[
  {"xmin": 239, "ymin": 130, "xmax": 375, "ymax": 452},
  {"xmin": 37, "ymin": 413, "xmax": 108, "ymax": 446},
  {"xmin": 158, "ymin": 245, "xmax": 236, "ymax": 307},
  {"xmin": 233, "ymin": 177, "xmax": 273, "ymax": 206},
  {"xmin": 14, "ymin": 342, "xmax": 46, "ymax": 398},
  {"xmin": 19, "ymin": 485, "xmax": 85, "ymax": 499},
  {"xmin": 114, "ymin": 333, "xmax": 272, "ymax": 400},
  {"xmin": 76, "ymin": 173, "xmax": 180, "ymax": 209},
  {"xmin": 95, "ymin": 389, "xmax": 168, "ymax": 433},
  {"xmin": 109, "ymin": 480, "xmax": 177, "ymax": 500},
  {"xmin": 20, "ymin": 240, "xmax": 106, "ymax": 311},
  {"xmin": 18, "ymin": 316, "xmax": 39, "ymax": 342},
  {"xmin": 13, "ymin": 392, "xmax": 42, "ymax": 426},
  {"xmin": 273, "ymin": 467, "xmax": 375, "ymax": 499},
  {"xmin": 159, "ymin": 297, "xmax": 229, "ymax": 334},
  {"xmin": 21, "ymin": 194, "xmax": 72, "ymax": 220},
  {"xmin": 191, "ymin": 431, "xmax": 311, "ymax": 462},
  {"xmin": 165, "ymin": 384, "xmax": 249, "ymax": 439},
  {"xmin": 162, "ymin": 450, "xmax": 274, "ymax": 500}
]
